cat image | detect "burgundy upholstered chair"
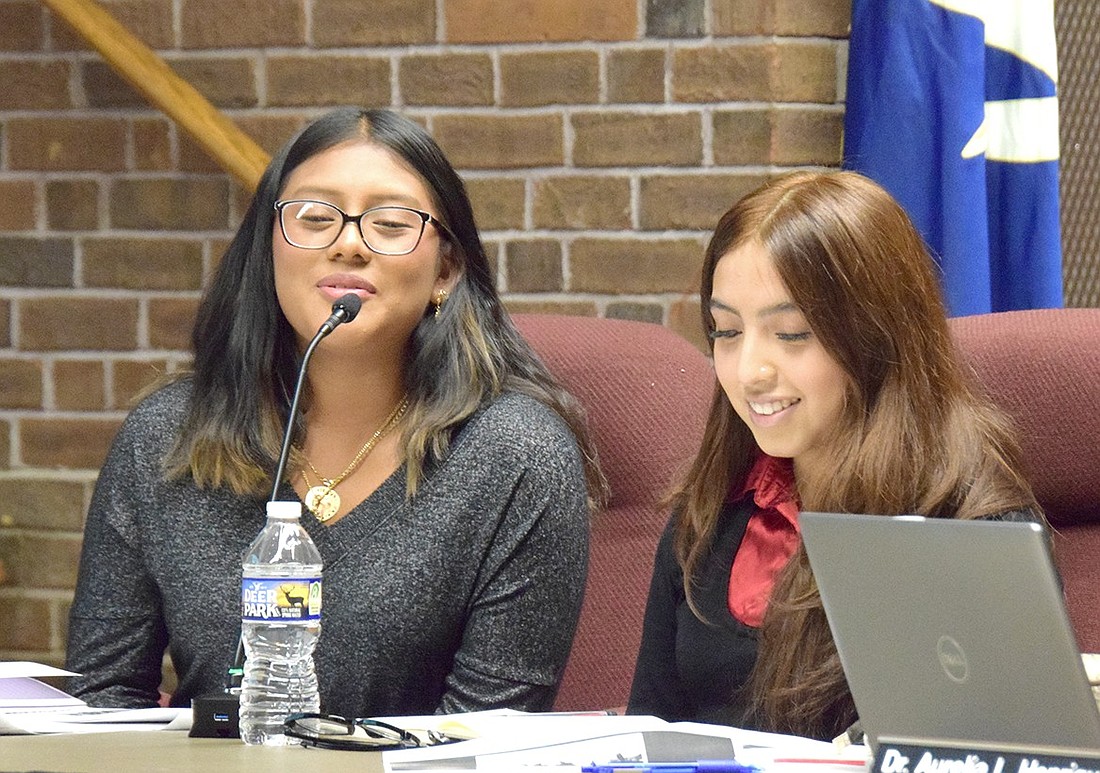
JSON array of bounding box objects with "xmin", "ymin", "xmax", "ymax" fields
[
  {"xmin": 514, "ymin": 314, "xmax": 715, "ymax": 711},
  {"xmin": 949, "ymin": 308, "xmax": 1100, "ymax": 653}
]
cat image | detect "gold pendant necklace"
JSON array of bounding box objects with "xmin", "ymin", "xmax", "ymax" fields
[
  {"xmin": 302, "ymin": 471, "xmax": 341, "ymax": 523},
  {"xmin": 298, "ymin": 396, "xmax": 409, "ymax": 523}
]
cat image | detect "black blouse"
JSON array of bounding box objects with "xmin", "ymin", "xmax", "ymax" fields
[{"xmin": 627, "ymin": 498, "xmax": 759, "ymax": 726}]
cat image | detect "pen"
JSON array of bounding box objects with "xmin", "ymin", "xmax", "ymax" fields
[{"xmin": 581, "ymin": 762, "xmax": 758, "ymax": 773}]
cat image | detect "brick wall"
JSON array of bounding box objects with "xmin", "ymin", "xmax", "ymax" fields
[{"xmin": 0, "ymin": 0, "xmax": 850, "ymax": 667}]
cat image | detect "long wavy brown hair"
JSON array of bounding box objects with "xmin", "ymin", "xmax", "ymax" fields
[{"xmin": 670, "ymin": 171, "xmax": 1039, "ymax": 738}]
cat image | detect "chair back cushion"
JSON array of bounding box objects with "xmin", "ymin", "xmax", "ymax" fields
[
  {"xmin": 514, "ymin": 314, "xmax": 714, "ymax": 710},
  {"xmin": 950, "ymin": 309, "xmax": 1100, "ymax": 652}
]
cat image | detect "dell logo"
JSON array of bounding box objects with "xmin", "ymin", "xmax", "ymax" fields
[{"xmin": 937, "ymin": 635, "xmax": 970, "ymax": 683}]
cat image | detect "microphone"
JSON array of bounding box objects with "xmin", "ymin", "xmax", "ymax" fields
[
  {"xmin": 192, "ymin": 294, "xmax": 363, "ymax": 739},
  {"xmin": 318, "ymin": 293, "xmax": 362, "ymax": 336},
  {"xmin": 269, "ymin": 292, "xmax": 362, "ymax": 502}
]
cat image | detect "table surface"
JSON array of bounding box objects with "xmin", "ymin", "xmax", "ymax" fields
[{"xmin": 0, "ymin": 730, "xmax": 384, "ymax": 772}]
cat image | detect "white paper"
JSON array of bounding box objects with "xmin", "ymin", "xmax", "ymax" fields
[
  {"xmin": 380, "ymin": 713, "xmax": 867, "ymax": 772},
  {"xmin": 0, "ymin": 706, "xmax": 192, "ymax": 735},
  {"xmin": 0, "ymin": 662, "xmax": 85, "ymax": 710},
  {"xmin": 0, "ymin": 662, "xmax": 79, "ymax": 679}
]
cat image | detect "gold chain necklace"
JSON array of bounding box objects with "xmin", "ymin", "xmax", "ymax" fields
[{"xmin": 299, "ymin": 396, "xmax": 409, "ymax": 522}]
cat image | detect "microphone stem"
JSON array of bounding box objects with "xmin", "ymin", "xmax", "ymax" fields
[{"xmin": 269, "ymin": 324, "xmax": 330, "ymax": 503}]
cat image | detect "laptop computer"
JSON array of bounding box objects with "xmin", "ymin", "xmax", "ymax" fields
[{"xmin": 799, "ymin": 512, "xmax": 1100, "ymax": 753}]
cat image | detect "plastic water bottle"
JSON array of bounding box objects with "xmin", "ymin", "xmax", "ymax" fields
[{"xmin": 238, "ymin": 500, "xmax": 323, "ymax": 746}]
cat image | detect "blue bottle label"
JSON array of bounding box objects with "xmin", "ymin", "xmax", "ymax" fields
[{"xmin": 241, "ymin": 577, "xmax": 322, "ymax": 621}]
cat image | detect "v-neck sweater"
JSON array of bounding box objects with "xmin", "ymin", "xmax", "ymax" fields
[{"xmin": 66, "ymin": 379, "xmax": 589, "ymax": 717}]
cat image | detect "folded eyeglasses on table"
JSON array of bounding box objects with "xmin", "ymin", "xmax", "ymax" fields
[{"xmin": 282, "ymin": 712, "xmax": 471, "ymax": 752}]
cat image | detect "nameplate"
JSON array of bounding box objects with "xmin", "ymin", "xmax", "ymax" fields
[{"xmin": 874, "ymin": 740, "xmax": 1100, "ymax": 773}]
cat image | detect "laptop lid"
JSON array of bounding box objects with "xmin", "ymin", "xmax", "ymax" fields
[{"xmin": 799, "ymin": 512, "xmax": 1100, "ymax": 752}]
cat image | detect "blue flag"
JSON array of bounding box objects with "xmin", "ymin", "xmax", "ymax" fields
[{"xmin": 843, "ymin": 0, "xmax": 1062, "ymax": 316}]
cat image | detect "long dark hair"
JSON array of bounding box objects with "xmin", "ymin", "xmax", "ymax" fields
[
  {"xmin": 166, "ymin": 107, "xmax": 605, "ymax": 506},
  {"xmin": 671, "ymin": 171, "xmax": 1038, "ymax": 738}
]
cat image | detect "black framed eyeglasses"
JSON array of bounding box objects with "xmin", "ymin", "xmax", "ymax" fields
[
  {"xmin": 274, "ymin": 199, "xmax": 452, "ymax": 255},
  {"xmin": 282, "ymin": 712, "xmax": 463, "ymax": 752}
]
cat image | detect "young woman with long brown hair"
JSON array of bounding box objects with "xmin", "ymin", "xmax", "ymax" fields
[{"xmin": 627, "ymin": 170, "xmax": 1040, "ymax": 739}]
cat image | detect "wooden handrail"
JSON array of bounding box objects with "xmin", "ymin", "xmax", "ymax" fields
[{"xmin": 40, "ymin": 0, "xmax": 271, "ymax": 191}]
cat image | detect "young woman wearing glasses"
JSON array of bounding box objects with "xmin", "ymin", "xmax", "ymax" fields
[
  {"xmin": 66, "ymin": 108, "xmax": 605, "ymax": 718},
  {"xmin": 626, "ymin": 171, "xmax": 1042, "ymax": 739}
]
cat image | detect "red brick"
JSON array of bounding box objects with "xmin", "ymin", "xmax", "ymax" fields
[
  {"xmin": 713, "ymin": 0, "xmax": 850, "ymax": 37},
  {"xmin": 0, "ymin": 595, "xmax": 51, "ymax": 650},
  {"xmin": 314, "ymin": 0, "xmax": 435, "ymax": 46},
  {"xmin": 0, "ymin": 61, "xmax": 70, "ymax": 110},
  {"xmin": 674, "ymin": 41, "xmax": 846, "ymax": 104},
  {"xmin": 132, "ymin": 118, "xmax": 173, "ymax": 172},
  {"xmin": 148, "ymin": 297, "xmax": 200, "ymax": 351},
  {"xmin": 640, "ymin": 173, "xmax": 768, "ymax": 230},
  {"xmin": 0, "ymin": 478, "xmax": 87, "ymax": 531},
  {"xmin": 400, "ymin": 53, "xmax": 493, "ymax": 107},
  {"xmin": 570, "ymin": 238, "xmax": 703, "ymax": 293},
  {"xmin": 82, "ymin": 61, "xmax": 145, "ymax": 109},
  {"xmin": 20, "ymin": 417, "xmax": 121, "ymax": 471},
  {"xmin": 178, "ymin": 114, "xmax": 292, "ymax": 174},
  {"xmin": 0, "ymin": 301, "xmax": 9, "ymax": 348},
  {"xmin": 20, "ymin": 297, "xmax": 139, "ymax": 351},
  {"xmin": 46, "ymin": 180, "xmax": 99, "ymax": 232},
  {"xmin": 50, "ymin": 0, "xmax": 173, "ymax": 50},
  {"xmin": 0, "ymin": 238, "xmax": 74, "ymax": 288},
  {"xmin": 464, "ymin": 177, "xmax": 526, "ymax": 231},
  {"xmin": 181, "ymin": 0, "xmax": 305, "ymax": 48},
  {"xmin": 0, "ymin": 419, "xmax": 9, "ymax": 470},
  {"xmin": 233, "ymin": 114, "xmax": 307, "ymax": 157},
  {"xmin": 52, "ymin": 360, "xmax": 106, "ymax": 411},
  {"xmin": 773, "ymin": 41, "xmax": 838, "ymax": 103},
  {"xmin": 0, "ymin": 2, "xmax": 44, "ymax": 51},
  {"xmin": 607, "ymin": 48, "xmax": 666, "ymax": 104},
  {"xmin": 83, "ymin": 238, "xmax": 204, "ymax": 291},
  {"xmin": 770, "ymin": 108, "xmax": 844, "ymax": 165},
  {"xmin": 109, "ymin": 179, "xmax": 230, "ymax": 231},
  {"xmin": 713, "ymin": 108, "xmax": 844, "ymax": 166},
  {"xmin": 177, "ymin": 133, "xmax": 233, "ymax": 175},
  {"xmin": 0, "ymin": 359, "xmax": 42, "ymax": 409},
  {"xmin": 605, "ymin": 302, "xmax": 663, "ymax": 324},
  {"xmin": 572, "ymin": 112, "xmax": 702, "ymax": 167},
  {"xmin": 169, "ymin": 57, "xmax": 258, "ymax": 109},
  {"xmin": 503, "ymin": 299, "xmax": 598, "ymax": 317},
  {"xmin": 434, "ymin": 115, "xmax": 563, "ymax": 170},
  {"xmin": 532, "ymin": 176, "xmax": 632, "ymax": 230},
  {"xmin": 647, "ymin": 0, "xmax": 704, "ymax": 37},
  {"xmin": 0, "ymin": 532, "xmax": 83, "ymax": 589},
  {"xmin": 446, "ymin": 0, "xmax": 636, "ymax": 43},
  {"xmin": 506, "ymin": 240, "xmax": 563, "ymax": 292},
  {"xmin": 0, "ymin": 181, "xmax": 38, "ymax": 231},
  {"xmin": 673, "ymin": 44, "xmax": 772, "ymax": 102},
  {"xmin": 268, "ymin": 55, "xmax": 391, "ymax": 108},
  {"xmin": 113, "ymin": 360, "xmax": 171, "ymax": 409},
  {"xmin": 7, "ymin": 118, "xmax": 126, "ymax": 172},
  {"xmin": 710, "ymin": 109, "xmax": 771, "ymax": 164},
  {"xmin": 500, "ymin": 51, "xmax": 599, "ymax": 107}
]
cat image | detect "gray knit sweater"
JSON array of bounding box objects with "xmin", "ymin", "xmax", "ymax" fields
[{"xmin": 66, "ymin": 380, "xmax": 589, "ymax": 717}]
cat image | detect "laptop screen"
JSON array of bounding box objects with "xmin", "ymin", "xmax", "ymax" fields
[{"xmin": 800, "ymin": 512, "xmax": 1100, "ymax": 752}]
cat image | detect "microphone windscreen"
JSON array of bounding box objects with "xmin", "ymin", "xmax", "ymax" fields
[{"xmin": 333, "ymin": 293, "xmax": 362, "ymax": 323}]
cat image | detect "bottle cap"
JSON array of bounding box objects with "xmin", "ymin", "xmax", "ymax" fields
[{"xmin": 266, "ymin": 500, "xmax": 303, "ymax": 520}]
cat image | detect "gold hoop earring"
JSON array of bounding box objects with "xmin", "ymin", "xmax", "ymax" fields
[{"xmin": 433, "ymin": 289, "xmax": 449, "ymax": 318}]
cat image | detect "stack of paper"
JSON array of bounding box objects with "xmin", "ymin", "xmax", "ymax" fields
[
  {"xmin": 378, "ymin": 711, "xmax": 869, "ymax": 772},
  {"xmin": 0, "ymin": 661, "xmax": 84, "ymax": 710},
  {"xmin": 0, "ymin": 662, "xmax": 190, "ymax": 734}
]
